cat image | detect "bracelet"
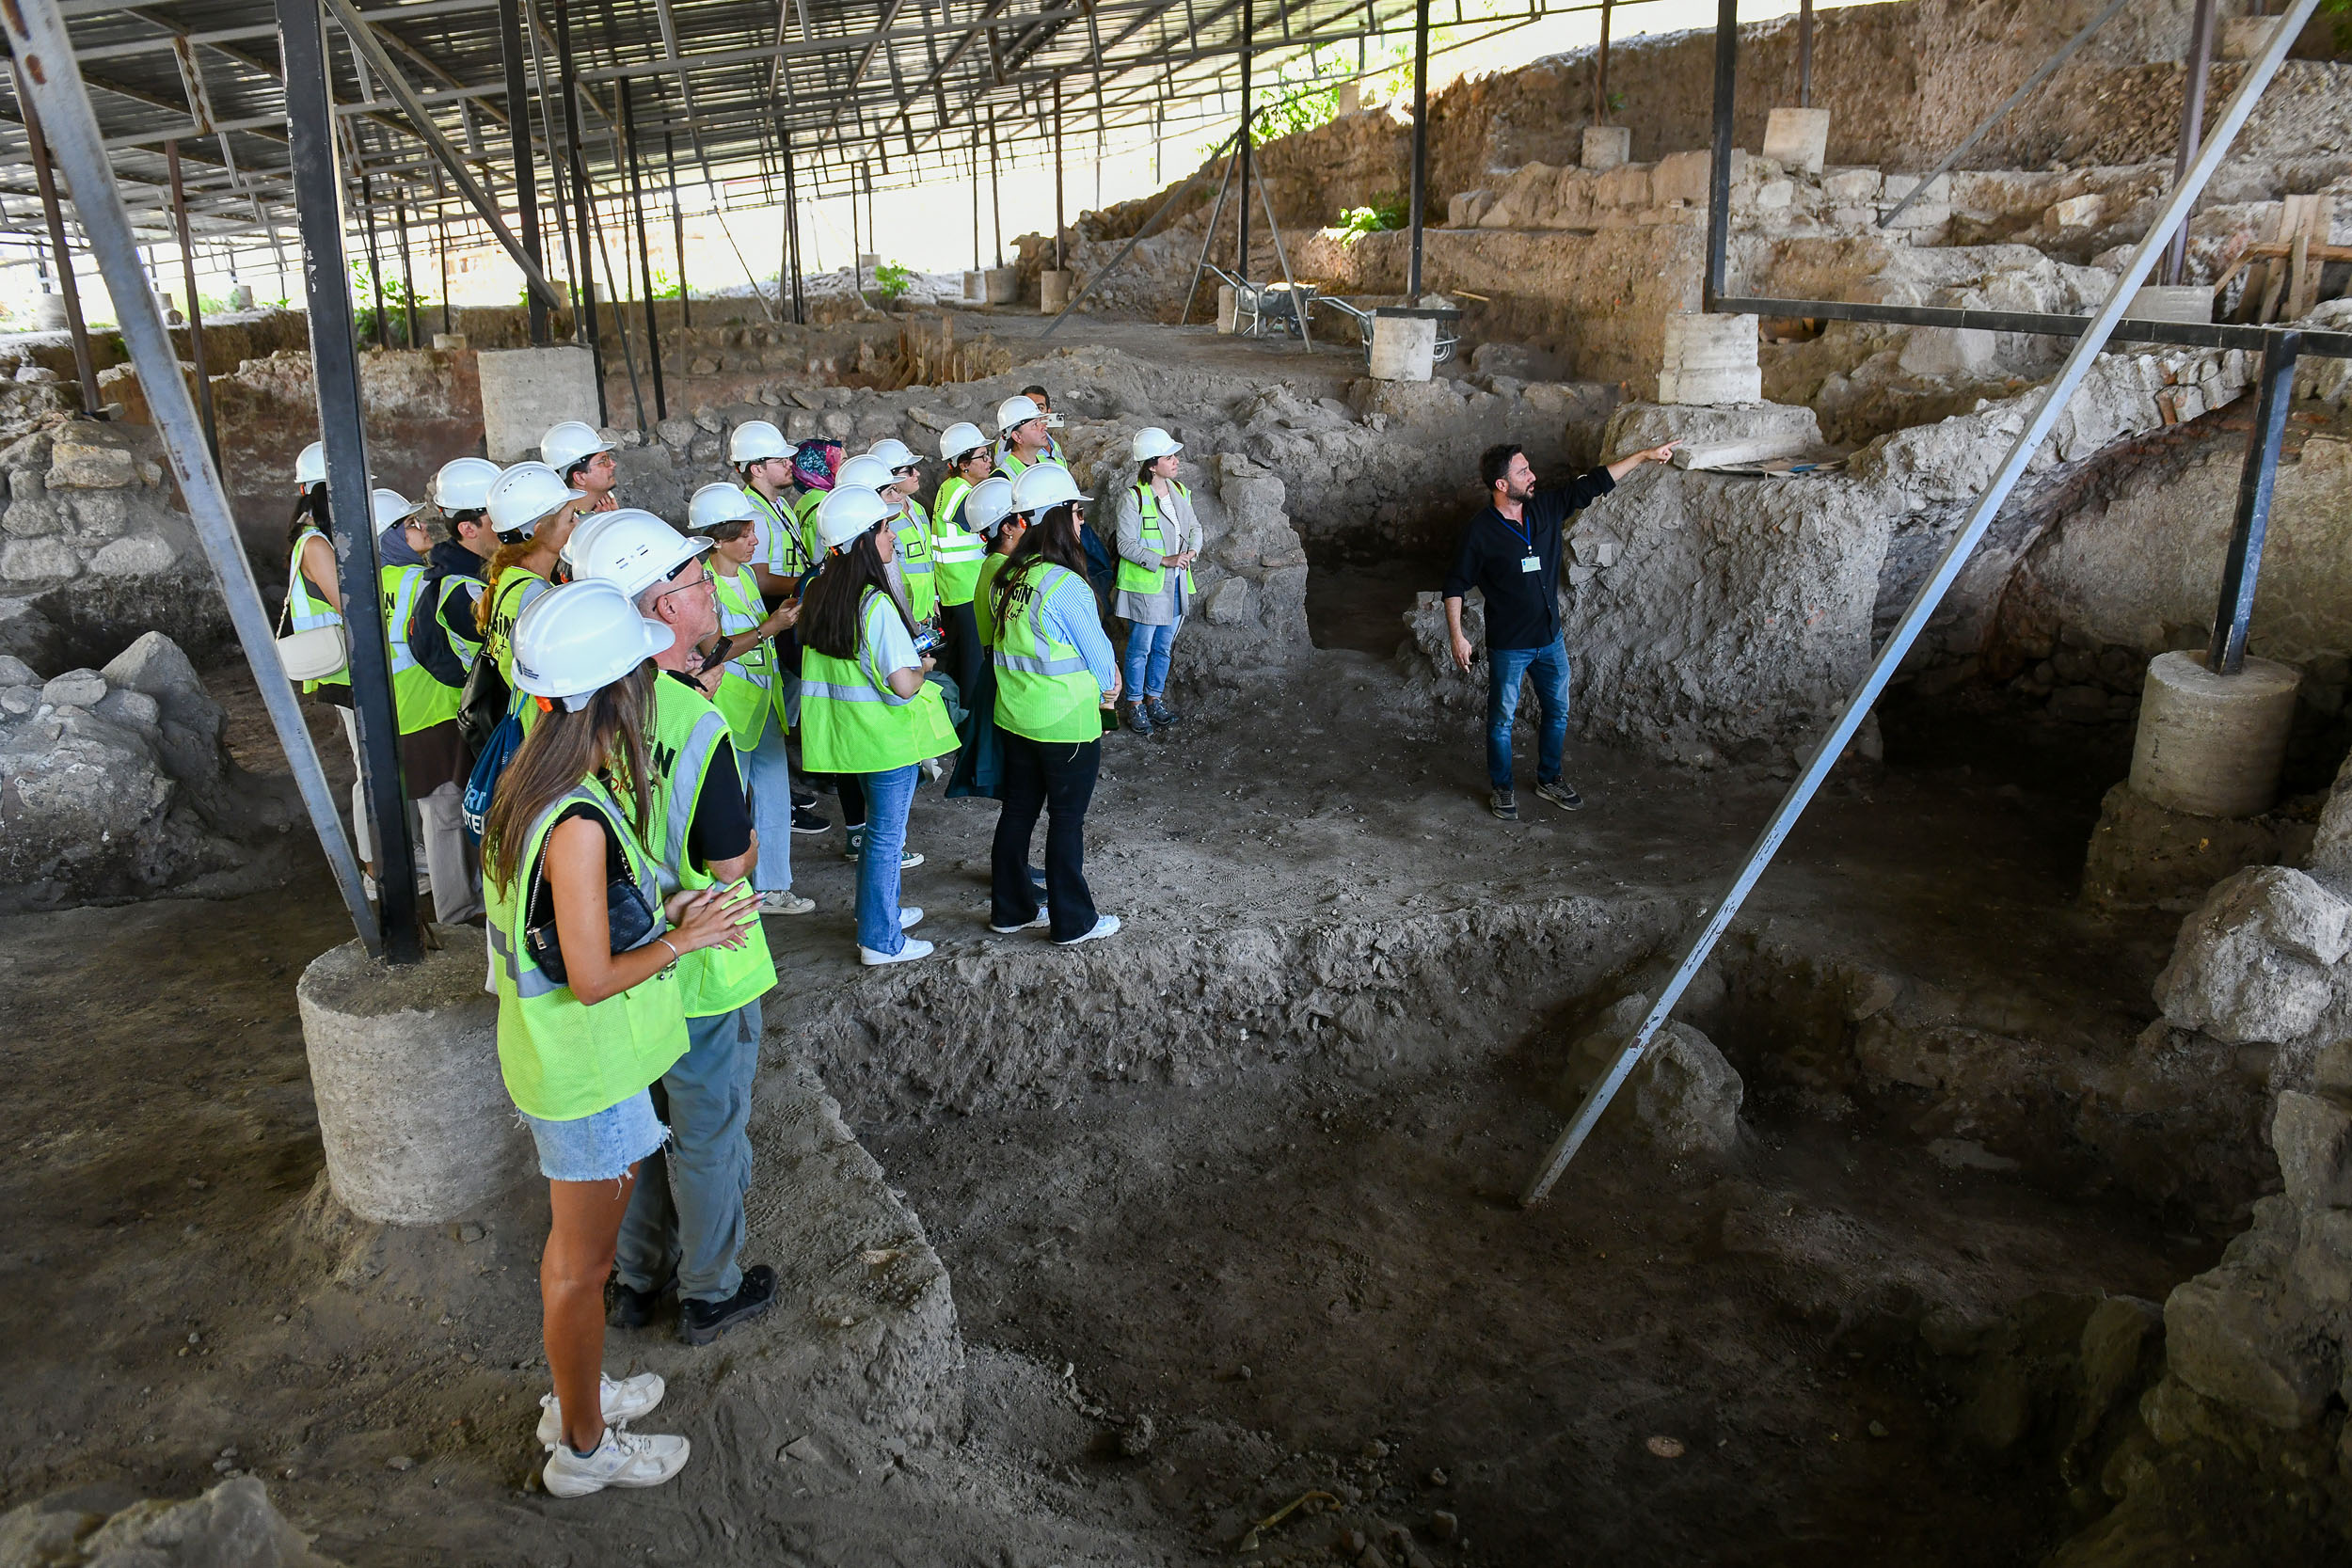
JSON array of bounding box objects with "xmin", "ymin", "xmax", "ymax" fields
[{"xmin": 657, "ymin": 936, "xmax": 681, "ymax": 970}]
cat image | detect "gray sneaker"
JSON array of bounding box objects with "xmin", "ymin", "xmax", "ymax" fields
[
  {"xmin": 1534, "ymin": 778, "xmax": 1584, "ymax": 812},
  {"xmin": 1489, "ymin": 788, "xmax": 1518, "ymax": 821}
]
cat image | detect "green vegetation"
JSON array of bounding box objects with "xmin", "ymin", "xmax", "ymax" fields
[
  {"xmin": 1332, "ymin": 195, "xmax": 1409, "ymax": 245},
  {"xmin": 873, "ymin": 260, "xmax": 914, "ymax": 301},
  {"xmin": 350, "ymin": 261, "xmax": 430, "ymax": 346}
]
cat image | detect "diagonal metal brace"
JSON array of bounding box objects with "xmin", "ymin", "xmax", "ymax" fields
[{"xmin": 1522, "ymin": 0, "xmax": 2323, "ymax": 1207}]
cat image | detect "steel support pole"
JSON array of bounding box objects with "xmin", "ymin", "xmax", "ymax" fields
[
  {"xmin": 1047, "ymin": 126, "xmax": 1241, "ymax": 339},
  {"xmin": 12, "ymin": 61, "xmax": 103, "ymax": 417},
  {"xmin": 167, "ymin": 141, "xmax": 221, "ymax": 464},
  {"xmin": 622, "ymin": 83, "xmax": 666, "ymax": 421},
  {"xmin": 1702, "ymin": 0, "xmax": 1736, "ymax": 309},
  {"xmin": 358, "ymin": 174, "xmax": 389, "ymax": 348},
  {"xmin": 1406, "ymin": 0, "xmax": 1428, "ymax": 298},
  {"xmin": 497, "ymin": 0, "xmax": 550, "ymax": 342},
  {"xmin": 988, "ymin": 109, "xmax": 1004, "ymax": 268},
  {"xmin": 553, "ymin": 1, "xmax": 606, "ymax": 423},
  {"xmin": 394, "ymin": 198, "xmax": 420, "ymax": 348},
  {"xmin": 1594, "ymin": 0, "xmax": 1612, "ymax": 124},
  {"xmin": 1236, "ymin": 0, "xmax": 1252, "ymax": 278},
  {"xmin": 1797, "ymin": 0, "xmax": 1812, "ymax": 108},
  {"xmin": 278, "ymin": 0, "xmax": 424, "ymax": 964},
  {"xmin": 666, "ymin": 131, "xmax": 689, "ymax": 329},
  {"xmin": 1521, "ymin": 0, "xmax": 2322, "ymax": 1206},
  {"xmin": 782, "ymin": 138, "xmax": 805, "ymax": 325},
  {"xmin": 2167, "ymin": 0, "xmax": 2218, "ymax": 285},
  {"xmin": 2206, "ymin": 329, "xmax": 2302, "ymax": 675},
  {"xmin": 1055, "ymin": 77, "xmax": 1067, "ymax": 274}
]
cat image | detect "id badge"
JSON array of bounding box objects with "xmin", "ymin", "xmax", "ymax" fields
[{"xmin": 1520, "ymin": 554, "xmax": 1541, "ymax": 574}]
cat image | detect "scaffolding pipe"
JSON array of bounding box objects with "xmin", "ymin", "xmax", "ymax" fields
[
  {"xmin": 1406, "ymin": 0, "xmax": 1428, "ymax": 297},
  {"xmin": 1522, "ymin": 0, "xmax": 2323, "ymax": 1207}
]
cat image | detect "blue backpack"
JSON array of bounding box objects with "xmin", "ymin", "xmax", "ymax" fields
[{"xmin": 460, "ymin": 709, "xmax": 523, "ymax": 843}]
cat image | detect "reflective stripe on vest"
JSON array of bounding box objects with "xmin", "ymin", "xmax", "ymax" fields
[
  {"xmin": 486, "ymin": 776, "xmax": 687, "ymax": 1121},
  {"xmin": 797, "ymin": 589, "xmax": 958, "ymax": 774},
  {"xmin": 381, "ymin": 562, "xmax": 462, "ymax": 736},
  {"xmin": 749, "ymin": 486, "xmax": 809, "ymax": 578},
  {"xmin": 436, "ymin": 572, "xmax": 485, "ymax": 672},
  {"xmin": 486, "ymin": 567, "xmax": 548, "ymax": 735},
  {"xmin": 644, "ymin": 676, "xmax": 777, "ymax": 1016},
  {"xmin": 930, "ymin": 478, "xmax": 987, "ymax": 606},
  {"xmin": 993, "ymin": 562, "xmax": 1100, "ymax": 743},
  {"xmin": 893, "ymin": 501, "xmax": 936, "ymax": 618},
  {"xmin": 287, "ymin": 527, "xmax": 350, "ymax": 691},
  {"xmin": 1114, "ymin": 482, "xmax": 1197, "ymax": 598},
  {"xmin": 708, "ymin": 563, "xmax": 783, "ymax": 748}
]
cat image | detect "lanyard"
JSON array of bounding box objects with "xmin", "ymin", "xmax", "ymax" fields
[{"xmin": 1497, "ymin": 507, "xmax": 1536, "ymax": 557}]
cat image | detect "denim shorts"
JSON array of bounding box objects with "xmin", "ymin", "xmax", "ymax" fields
[{"xmin": 519, "ymin": 1088, "xmax": 668, "ymax": 1183}]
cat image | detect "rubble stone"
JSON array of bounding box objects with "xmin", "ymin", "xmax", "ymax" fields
[
  {"xmin": 44, "ymin": 442, "xmax": 137, "ymax": 488},
  {"xmin": 2272, "ymin": 1091, "xmax": 2352, "ymax": 1214},
  {"xmin": 2163, "ymin": 1266, "xmax": 2334, "ymax": 1430},
  {"xmin": 0, "ymin": 1476, "xmax": 342, "ymax": 1566},
  {"xmin": 2153, "ymin": 867, "xmax": 2352, "ymax": 1045},
  {"xmin": 1560, "ymin": 993, "xmax": 1743, "ymax": 1160}
]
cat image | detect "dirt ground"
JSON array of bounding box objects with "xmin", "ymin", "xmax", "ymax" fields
[{"xmin": 0, "ymin": 631, "xmax": 2239, "ymax": 1565}]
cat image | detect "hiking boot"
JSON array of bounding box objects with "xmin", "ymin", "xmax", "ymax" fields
[
  {"xmin": 534, "ymin": 1372, "xmax": 665, "ymax": 1449},
  {"xmin": 605, "ymin": 1277, "xmax": 662, "ymax": 1330},
  {"xmin": 678, "ymin": 1263, "xmax": 778, "ymax": 1348},
  {"xmin": 1145, "ymin": 695, "xmax": 1181, "ymax": 727},
  {"xmin": 1120, "ymin": 700, "xmax": 1153, "ymax": 736},
  {"xmin": 540, "ymin": 1425, "xmax": 691, "ymax": 1498},
  {"xmin": 1489, "ymin": 788, "xmax": 1518, "ymax": 821},
  {"xmin": 1533, "ymin": 778, "xmax": 1584, "ymax": 812}
]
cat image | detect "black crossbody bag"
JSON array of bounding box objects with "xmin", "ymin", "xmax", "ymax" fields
[{"xmin": 520, "ymin": 808, "xmax": 662, "ymax": 986}]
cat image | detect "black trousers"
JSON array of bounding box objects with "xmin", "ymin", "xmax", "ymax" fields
[
  {"xmin": 940, "ymin": 598, "xmax": 985, "ymax": 729},
  {"xmin": 991, "ymin": 733, "xmax": 1099, "ymax": 941}
]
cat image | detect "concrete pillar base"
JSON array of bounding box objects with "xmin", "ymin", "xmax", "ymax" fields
[
  {"xmin": 431, "ymin": 332, "xmax": 469, "ymax": 352},
  {"xmin": 478, "ymin": 345, "xmax": 597, "ymax": 464},
  {"xmin": 2129, "ymin": 650, "xmax": 2301, "ymax": 819},
  {"xmin": 1581, "ymin": 125, "xmax": 1631, "ymax": 172},
  {"xmin": 983, "ymin": 267, "xmax": 1020, "ymax": 305},
  {"xmin": 296, "ymin": 928, "xmax": 528, "ymax": 1226},
  {"xmin": 1763, "ymin": 107, "xmax": 1831, "ymax": 174},
  {"xmin": 961, "ymin": 269, "xmax": 985, "ymax": 303},
  {"xmin": 1216, "ymin": 284, "xmax": 1239, "ymax": 334},
  {"xmin": 1039, "ymin": 269, "xmax": 1073, "ymax": 313},
  {"xmin": 31, "ymin": 295, "xmax": 67, "ymax": 332},
  {"xmin": 2082, "ymin": 779, "xmax": 2305, "ymax": 911},
  {"xmin": 1659, "ymin": 313, "xmax": 1761, "ymax": 405},
  {"xmin": 1369, "ymin": 316, "xmax": 1438, "ymax": 382}
]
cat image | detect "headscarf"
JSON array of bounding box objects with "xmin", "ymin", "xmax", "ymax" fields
[
  {"xmin": 792, "ymin": 438, "xmax": 844, "ymax": 493},
  {"xmin": 377, "ymin": 517, "xmax": 427, "ymax": 570}
]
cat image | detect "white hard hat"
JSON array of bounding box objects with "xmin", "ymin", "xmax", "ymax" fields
[
  {"xmin": 866, "ymin": 436, "xmax": 918, "ymax": 470},
  {"xmin": 486, "ymin": 461, "xmax": 587, "ymax": 538},
  {"xmin": 687, "ymin": 482, "xmax": 762, "ymax": 534},
  {"xmin": 510, "ymin": 579, "xmax": 675, "ymax": 708},
  {"xmin": 939, "ymin": 421, "xmax": 989, "ymax": 462},
  {"xmin": 728, "ymin": 420, "xmax": 790, "ymax": 465},
  {"xmin": 558, "ymin": 510, "xmax": 622, "ymax": 574},
  {"xmin": 815, "ymin": 485, "xmax": 894, "ymax": 552},
  {"xmin": 961, "ymin": 475, "xmax": 1016, "ymax": 536},
  {"xmin": 1131, "ymin": 427, "xmax": 1183, "ymax": 462},
  {"xmin": 995, "ymin": 394, "xmax": 1043, "ymax": 435},
  {"xmin": 569, "ymin": 508, "xmax": 713, "ymax": 601},
  {"xmin": 294, "ymin": 440, "xmax": 326, "ymax": 489},
  {"xmin": 541, "ymin": 420, "xmax": 617, "ymax": 475},
  {"xmin": 834, "ymin": 452, "xmax": 897, "ymax": 493},
  {"xmin": 431, "ymin": 456, "xmax": 502, "ymax": 513},
  {"xmin": 372, "ymin": 487, "xmax": 426, "ymax": 531},
  {"xmin": 1009, "ymin": 461, "xmax": 1085, "ymax": 515}
]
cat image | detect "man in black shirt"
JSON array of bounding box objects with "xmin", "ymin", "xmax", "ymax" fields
[{"xmin": 1444, "ymin": 439, "xmax": 1677, "ymax": 820}]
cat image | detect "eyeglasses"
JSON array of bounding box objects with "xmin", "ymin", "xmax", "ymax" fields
[{"xmin": 652, "ymin": 564, "xmax": 714, "ymax": 603}]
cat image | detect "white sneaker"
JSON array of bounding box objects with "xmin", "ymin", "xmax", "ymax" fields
[
  {"xmin": 539, "ymin": 1425, "xmax": 691, "ymax": 1498},
  {"xmin": 898, "ymin": 906, "xmax": 924, "ymax": 931},
  {"xmin": 990, "ymin": 911, "xmax": 1051, "ymax": 934},
  {"xmin": 757, "ymin": 891, "xmax": 816, "ymax": 916},
  {"xmin": 1055, "ymin": 913, "xmax": 1122, "ymax": 947},
  {"xmin": 533, "ymin": 1371, "xmax": 666, "ymax": 1449},
  {"xmin": 860, "ymin": 936, "xmax": 935, "ymax": 967}
]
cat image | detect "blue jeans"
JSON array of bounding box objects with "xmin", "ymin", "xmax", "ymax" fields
[
  {"xmin": 1122, "ymin": 621, "xmax": 1178, "ymax": 698},
  {"xmin": 613, "ymin": 1001, "xmax": 760, "ymax": 1305},
  {"xmin": 1486, "ymin": 635, "xmax": 1570, "ymax": 791},
  {"xmin": 854, "ymin": 763, "xmax": 918, "ymax": 954},
  {"xmin": 739, "ymin": 721, "xmax": 794, "ymax": 894}
]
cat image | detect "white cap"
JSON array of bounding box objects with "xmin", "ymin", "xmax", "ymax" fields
[
  {"xmin": 962, "ymin": 475, "xmax": 1016, "ymax": 536},
  {"xmin": 294, "ymin": 440, "xmax": 326, "ymax": 489},
  {"xmin": 728, "ymin": 420, "xmax": 790, "ymax": 465},
  {"xmin": 687, "ymin": 482, "xmax": 762, "ymax": 534},
  {"xmin": 995, "ymin": 394, "xmax": 1043, "ymax": 435},
  {"xmin": 939, "ymin": 421, "xmax": 989, "ymax": 462},
  {"xmin": 816, "ymin": 485, "xmax": 894, "ymax": 551},
  {"xmin": 511, "ymin": 579, "xmax": 675, "ymax": 709},
  {"xmin": 568, "ymin": 509, "xmax": 713, "ymax": 600},
  {"xmin": 1131, "ymin": 426, "xmax": 1183, "ymax": 462},
  {"xmin": 431, "ymin": 456, "xmax": 502, "ymax": 512},
  {"xmin": 1009, "ymin": 461, "xmax": 1084, "ymax": 515},
  {"xmin": 835, "ymin": 452, "xmax": 897, "ymax": 493},
  {"xmin": 486, "ymin": 461, "xmax": 587, "ymax": 538},
  {"xmin": 541, "ymin": 420, "xmax": 617, "ymax": 475},
  {"xmin": 371, "ymin": 487, "xmax": 426, "ymax": 531},
  {"xmin": 866, "ymin": 436, "xmax": 919, "ymax": 470}
]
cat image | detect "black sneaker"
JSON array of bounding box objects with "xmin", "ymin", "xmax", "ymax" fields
[
  {"xmin": 1534, "ymin": 778, "xmax": 1584, "ymax": 812},
  {"xmin": 1489, "ymin": 788, "xmax": 1518, "ymax": 821},
  {"xmin": 791, "ymin": 787, "xmax": 818, "ymax": 811},
  {"xmin": 1145, "ymin": 695, "xmax": 1181, "ymax": 727},
  {"xmin": 606, "ymin": 1276, "xmax": 662, "ymax": 1330},
  {"xmin": 791, "ymin": 804, "xmax": 831, "ymax": 834},
  {"xmin": 678, "ymin": 1263, "xmax": 777, "ymax": 1347}
]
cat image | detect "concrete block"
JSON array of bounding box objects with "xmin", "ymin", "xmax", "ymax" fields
[
  {"xmin": 961, "ymin": 269, "xmax": 984, "ymax": 303},
  {"xmin": 2130, "ymin": 651, "xmax": 2299, "ymax": 818},
  {"xmin": 983, "ymin": 267, "xmax": 1020, "ymax": 305},
  {"xmin": 30, "ymin": 294, "xmax": 67, "ymax": 332},
  {"xmin": 1336, "ymin": 82, "xmax": 1361, "ymax": 116},
  {"xmin": 1581, "ymin": 125, "xmax": 1631, "ymax": 172},
  {"xmin": 1654, "ymin": 150, "xmax": 1712, "ymax": 207},
  {"xmin": 1368, "ymin": 316, "xmax": 1437, "ymax": 383},
  {"xmin": 1611, "ymin": 400, "xmax": 1820, "ymax": 461},
  {"xmin": 230, "ymin": 284, "xmax": 255, "ymax": 310},
  {"xmin": 431, "ymin": 332, "xmax": 468, "ymax": 351},
  {"xmin": 477, "ymin": 345, "xmax": 597, "ymax": 465},
  {"xmin": 1762, "ymin": 107, "xmax": 1830, "ymax": 175},
  {"xmin": 296, "ymin": 931, "xmax": 527, "ymax": 1226},
  {"xmin": 2127, "ymin": 285, "xmax": 2213, "ymax": 325},
  {"xmin": 1039, "ymin": 269, "xmax": 1073, "ymax": 312},
  {"xmin": 1659, "ymin": 313, "xmax": 1760, "ymax": 405}
]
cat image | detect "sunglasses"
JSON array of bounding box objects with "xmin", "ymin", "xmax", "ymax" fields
[{"xmin": 891, "ymin": 465, "xmax": 919, "ymax": 477}]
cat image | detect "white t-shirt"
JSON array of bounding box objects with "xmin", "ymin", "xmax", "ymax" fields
[{"xmin": 858, "ymin": 591, "xmax": 920, "ymax": 704}]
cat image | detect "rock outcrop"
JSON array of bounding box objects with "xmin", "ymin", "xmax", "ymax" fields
[{"xmin": 0, "ymin": 1477, "xmax": 342, "ymax": 1567}]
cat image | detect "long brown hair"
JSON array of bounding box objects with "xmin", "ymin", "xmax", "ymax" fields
[
  {"xmin": 989, "ymin": 502, "xmax": 1092, "ymax": 630},
  {"xmin": 481, "ymin": 664, "xmax": 656, "ymax": 893},
  {"xmin": 800, "ymin": 528, "xmax": 906, "ymax": 660},
  {"xmin": 475, "ymin": 538, "xmax": 539, "ymax": 636}
]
